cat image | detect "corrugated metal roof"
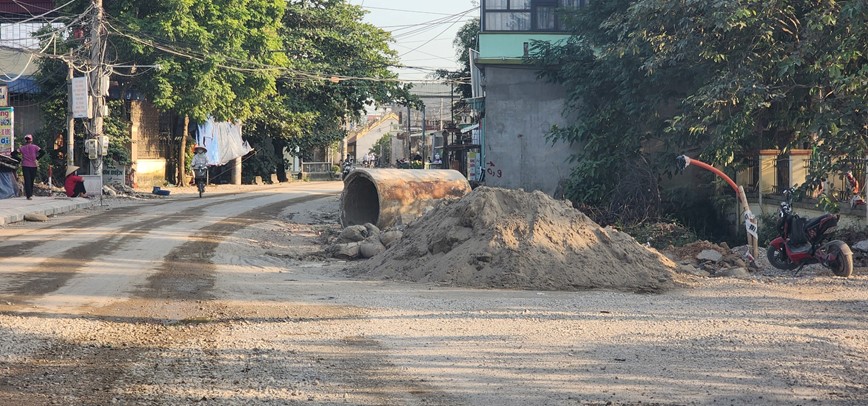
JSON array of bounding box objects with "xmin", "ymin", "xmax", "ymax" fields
[{"xmin": 5, "ymin": 76, "xmax": 39, "ymax": 94}]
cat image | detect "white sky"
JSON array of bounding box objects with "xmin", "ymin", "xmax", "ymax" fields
[{"xmin": 346, "ymin": 0, "xmax": 479, "ymax": 81}]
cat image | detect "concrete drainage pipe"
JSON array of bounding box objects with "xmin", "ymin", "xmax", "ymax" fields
[{"xmin": 340, "ymin": 168, "xmax": 472, "ymax": 229}]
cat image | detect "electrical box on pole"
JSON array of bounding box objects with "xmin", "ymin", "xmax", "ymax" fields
[
  {"xmin": 85, "ymin": 139, "xmax": 98, "ymax": 160},
  {"xmin": 98, "ymin": 135, "xmax": 109, "ymax": 156}
]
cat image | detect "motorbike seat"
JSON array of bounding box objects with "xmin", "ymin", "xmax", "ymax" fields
[
  {"xmin": 803, "ymin": 216, "xmax": 825, "ymax": 231},
  {"xmin": 787, "ymin": 242, "xmax": 812, "ymax": 254}
]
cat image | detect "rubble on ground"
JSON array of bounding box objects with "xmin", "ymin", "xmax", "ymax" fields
[
  {"xmin": 325, "ymin": 188, "xmax": 867, "ymax": 284},
  {"xmin": 663, "ymin": 241, "xmax": 755, "ymax": 278},
  {"xmin": 340, "ymin": 187, "xmax": 680, "ymax": 293},
  {"xmin": 29, "ymin": 181, "xmax": 159, "ymax": 199},
  {"xmin": 853, "ymin": 240, "xmax": 868, "ymax": 268},
  {"xmin": 326, "ymin": 223, "xmax": 403, "ymax": 260},
  {"xmin": 101, "ymin": 183, "xmax": 165, "ymax": 199}
]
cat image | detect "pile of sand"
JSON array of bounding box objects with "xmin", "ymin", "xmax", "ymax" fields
[{"xmin": 349, "ymin": 187, "xmax": 679, "ymax": 293}]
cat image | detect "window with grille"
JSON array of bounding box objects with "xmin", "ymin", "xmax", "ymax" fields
[{"xmin": 483, "ymin": 0, "xmax": 586, "ymax": 32}]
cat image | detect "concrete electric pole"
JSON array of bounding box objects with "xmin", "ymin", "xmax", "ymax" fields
[
  {"xmin": 66, "ymin": 53, "xmax": 74, "ymax": 167},
  {"xmin": 88, "ymin": 0, "xmax": 107, "ymax": 191}
]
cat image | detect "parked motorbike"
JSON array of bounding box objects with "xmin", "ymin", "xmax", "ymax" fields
[
  {"xmin": 193, "ymin": 166, "xmax": 208, "ymax": 198},
  {"xmin": 766, "ymin": 188, "xmax": 853, "ymax": 277}
]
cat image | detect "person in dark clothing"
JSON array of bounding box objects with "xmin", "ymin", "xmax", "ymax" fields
[{"xmin": 11, "ymin": 134, "xmax": 44, "ymax": 200}]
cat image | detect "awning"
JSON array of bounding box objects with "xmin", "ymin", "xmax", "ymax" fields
[{"xmin": 460, "ymin": 123, "xmax": 479, "ymax": 134}]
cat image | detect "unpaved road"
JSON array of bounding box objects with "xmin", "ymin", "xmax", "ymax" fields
[{"xmin": 1, "ymin": 182, "xmax": 866, "ymax": 405}]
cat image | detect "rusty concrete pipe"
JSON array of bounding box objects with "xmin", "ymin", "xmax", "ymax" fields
[{"xmin": 341, "ymin": 168, "xmax": 472, "ymax": 229}]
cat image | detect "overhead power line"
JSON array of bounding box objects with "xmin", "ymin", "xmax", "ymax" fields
[
  {"xmin": 102, "ymin": 20, "xmax": 468, "ymax": 85},
  {"xmin": 360, "ymin": 6, "xmax": 467, "ymax": 16}
]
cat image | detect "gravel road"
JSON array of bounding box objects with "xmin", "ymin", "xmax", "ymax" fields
[{"xmin": 1, "ymin": 182, "xmax": 866, "ymax": 405}]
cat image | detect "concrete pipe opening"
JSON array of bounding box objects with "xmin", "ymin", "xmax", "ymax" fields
[
  {"xmin": 341, "ymin": 169, "xmax": 472, "ymax": 229},
  {"xmin": 342, "ymin": 174, "xmax": 380, "ymax": 226}
]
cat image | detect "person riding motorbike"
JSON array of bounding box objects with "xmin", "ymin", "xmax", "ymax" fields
[
  {"xmin": 192, "ymin": 145, "xmax": 208, "ymax": 197},
  {"xmin": 341, "ymin": 154, "xmax": 355, "ymax": 180}
]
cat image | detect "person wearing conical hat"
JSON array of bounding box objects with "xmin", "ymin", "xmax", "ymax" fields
[
  {"xmin": 64, "ymin": 165, "xmax": 89, "ymax": 198},
  {"xmin": 191, "ymin": 144, "xmax": 209, "ymax": 180}
]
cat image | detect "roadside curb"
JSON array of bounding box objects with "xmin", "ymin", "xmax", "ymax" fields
[{"xmin": 0, "ymin": 197, "xmax": 98, "ymax": 226}]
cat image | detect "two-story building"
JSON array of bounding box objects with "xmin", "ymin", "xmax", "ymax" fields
[{"xmin": 473, "ymin": 0, "xmax": 587, "ymax": 196}]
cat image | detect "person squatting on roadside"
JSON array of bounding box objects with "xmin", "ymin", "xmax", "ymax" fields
[
  {"xmin": 11, "ymin": 134, "xmax": 44, "ymax": 200},
  {"xmin": 64, "ymin": 165, "xmax": 89, "ymax": 198}
]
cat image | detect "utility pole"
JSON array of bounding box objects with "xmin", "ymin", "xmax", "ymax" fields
[
  {"xmin": 450, "ymin": 83, "xmax": 455, "ymax": 124},
  {"xmin": 66, "ymin": 55, "xmax": 74, "ymax": 167},
  {"xmin": 421, "ymin": 105, "xmax": 426, "ymax": 163},
  {"xmin": 406, "ymin": 104, "xmax": 411, "ymax": 161},
  {"xmin": 89, "ymin": 0, "xmax": 106, "ymax": 182}
]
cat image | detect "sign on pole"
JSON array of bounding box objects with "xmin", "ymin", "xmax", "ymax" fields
[
  {"xmin": 0, "ymin": 107, "xmax": 14, "ymax": 155},
  {"xmin": 71, "ymin": 76, "xmax": 92, "ymax": 119},
  {"xmin": 0, "ymin": 85, "xmax": 8, "ymax": 107}
]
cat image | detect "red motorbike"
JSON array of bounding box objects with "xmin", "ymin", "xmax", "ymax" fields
[{"xmin": 766, "ymin": 188, "xmax": 853, "ymax": 277}]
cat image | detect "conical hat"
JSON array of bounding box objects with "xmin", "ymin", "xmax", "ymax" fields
[{"xmin": 65, "ymin": 165, "xmax": 80, "ymax": 176}]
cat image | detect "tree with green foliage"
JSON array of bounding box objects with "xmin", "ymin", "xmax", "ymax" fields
[
  {"xmin": 89, "ymin": 0, "xmax": 288, "ymax": 122},
  {"xmin": 370, "ymin": 133, "xmax": 392, "ymax": 167},
  {"xmin": 45, "ymin": 0, "xmax": 287, "ymax": 184},
  {"xmin": 531, "ymin": 0, "xmax": 867, "ymax": 219},
  {"xmin": 41, "ymin": 0, "xmax": 411, "ymax": 184},
  {"xmin": 242, "ymin": 0, "xmax": 412, "ymax": 179},
  {"xmin": 245, "ymin": 0, "xmax": 410, "ymax": 164},
  {"xmin": 34, "ymin": 33, "xmax": 132, "ymax": 184}
]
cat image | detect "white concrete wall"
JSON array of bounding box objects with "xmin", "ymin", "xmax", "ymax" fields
[
  {"xmin": 355, "ymin": 118, "xmax": 397, "ymax": 160},
  {"xmin": 135, "ymin": 158, "xmax": 166, "ymax": 188}
]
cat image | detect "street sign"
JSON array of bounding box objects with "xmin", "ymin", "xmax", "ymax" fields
[
  {"xmin": 0, "ymin": 107, "xmax": 14, "ymax": 155},
  {"xmin": 71, "ymin": 76, "xmax": 92, "ymax": 118}
]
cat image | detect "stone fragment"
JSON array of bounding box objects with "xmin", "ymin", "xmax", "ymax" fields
[
  {"xmin": 360, "ymin": 237, "xmax": 386, "ymax": 259},
  {"xmin": 379, "ymin": 230, "xmax": 403, "ymax": 248},
  {"xmin": 330, "ymin": 242, "xmax": 361, "ymax": 260},
  {"xmin": 696, "ymin": 249, "xmax": 723, "ymax": 262},
  {"xmin": 717, "ymin": 267, "xmax": 750, "ymax": 278},
  {"xmin": 678, "ymin": 264, "xmax": 710, "ymax": 277},
  {"xmin": 338, "ymin": 225, "xmax": 368, "ymax": 243},
  {"xmin": 852, "ymin": 240, "xmax": 868, "ymax": 252},
  {"xmin": 363, "ymin": 223, "xmax": 381, "ymax": 238},
  {"xmin": 24, "ymin": 213, "xmax": 49, "ymax": 222}
]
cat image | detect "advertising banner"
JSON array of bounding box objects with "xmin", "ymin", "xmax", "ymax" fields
[
  {"xmin": 71, "ymin": 76, "xmax": 92, "ymax": 119},
  {"xmin": 467, "ymin": 151, "xmax": 480, "ymax": 180},
  {"xmin": 0, "ymin": 85, "xmax": 8, "ymax": 107},
  {"xmin": 103, "ymin": 163, "xmax": 127, "ymax": 185},
  {"xmin": 0, "ymin": 107, "xmax": 14, "ymax": 155}
]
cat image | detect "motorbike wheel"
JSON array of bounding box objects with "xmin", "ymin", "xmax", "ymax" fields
[
  {"xmin": 826, "ymin": 241, "xmax": 853, "ymax": 277},
  {"xmin": 766, "ymin": 245, "xmax": 799, "ymax": 270},
  {"xmin": 197, "ymin": 182, "xmax": 204, "ymax": 198}
]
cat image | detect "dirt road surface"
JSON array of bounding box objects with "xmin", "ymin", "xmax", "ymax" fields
[{"xmin": 1, "ymin": 182, "xmax": 866, "ymax": 405}]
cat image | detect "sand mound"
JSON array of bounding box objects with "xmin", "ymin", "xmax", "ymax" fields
[{"xmin": 349, "ymin": 187, "xmax": 678, "ymax": 293}]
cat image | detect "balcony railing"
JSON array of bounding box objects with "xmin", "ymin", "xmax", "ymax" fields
[{"xmin": 738, "ymin": 152, "xmax": 866, "ymax": 203}]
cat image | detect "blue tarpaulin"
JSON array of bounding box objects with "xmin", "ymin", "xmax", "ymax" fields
[{"xmin": 0, "ymin": 172, "xmax": 18, "ymax": 199}]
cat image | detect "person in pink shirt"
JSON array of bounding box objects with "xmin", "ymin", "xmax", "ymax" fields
[{"xmin": 11, "ymin": 134, "xmax": 45, "ymax": 200}]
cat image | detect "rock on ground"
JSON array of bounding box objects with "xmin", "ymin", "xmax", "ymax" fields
[{"xmin": 24, "ymin": 213, "xmax": 49, "ymax": 222}]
